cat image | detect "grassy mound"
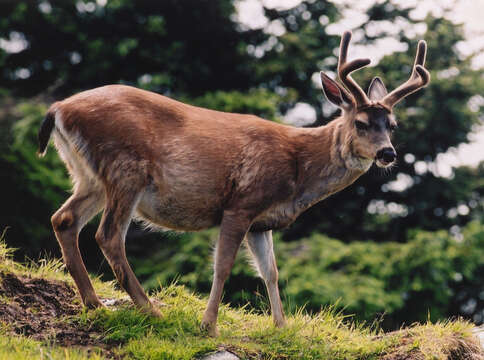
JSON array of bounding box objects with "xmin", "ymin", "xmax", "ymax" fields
[{"xmin": 0, "ymin": 238, "xmax": 482, "ymax": 360}]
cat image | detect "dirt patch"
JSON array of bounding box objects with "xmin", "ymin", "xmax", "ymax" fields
[
  {"xmin": 380, "ymin": 329, "xmax": 484, "ymax": 360},
  {"xmin": 0, "ymin": 271, "xmax": 120, "ymax": 358}
]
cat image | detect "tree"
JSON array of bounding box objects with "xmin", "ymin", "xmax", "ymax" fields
[
  {"xmin": 0, "ymin": 0, "xmax": 261, "ymax": 98},
  {"xmin": 267, "ymin": 5, "xmax": 484, "ymax": 243},
  {"xmin": 0, "ymin": 0, "xmax": 483, "ymax": 328}
]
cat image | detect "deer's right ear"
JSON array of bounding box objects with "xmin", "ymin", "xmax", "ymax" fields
[{"xmin": 320, "ymin": 72, "xmax": 354, "ymax": 110}]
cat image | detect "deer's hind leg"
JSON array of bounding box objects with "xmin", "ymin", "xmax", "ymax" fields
[
  {"xmin": 51, "ymin": 130, "xmax": 105, "ymax": 308},
  {"xmin": 95, "ymin": 183, "xmax": 160, "ymax": 317},
  {"xmin": 52, "ymin": 187, "xmax": 105, "ymax": 308}
]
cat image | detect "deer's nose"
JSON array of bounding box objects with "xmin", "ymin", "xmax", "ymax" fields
[{"xmin": 376, "ymin": 147, "xmax": 396, "ymax": 163}]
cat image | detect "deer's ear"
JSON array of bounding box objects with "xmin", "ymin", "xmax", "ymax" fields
[
  {"xmin": 320, "ymin": 72, "xmax": 354, "ymax": 110},
  {"xmin": 368, "ymin": 77, "xmax": 388, "ymax": 100}
]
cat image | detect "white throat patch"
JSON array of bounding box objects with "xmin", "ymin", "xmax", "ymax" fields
[{"xmin": 345, "ymin": 155, "xmax": 373, "ymax": 172}]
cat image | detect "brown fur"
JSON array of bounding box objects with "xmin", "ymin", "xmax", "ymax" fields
[{"xmin": 39, "ymin": 31, "xmax": 430, "ymax": 336}]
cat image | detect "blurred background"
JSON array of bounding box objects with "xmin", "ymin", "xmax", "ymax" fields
[{"xmin": 0, "ymin": 0, "xmax": 483, "ymax": 331}]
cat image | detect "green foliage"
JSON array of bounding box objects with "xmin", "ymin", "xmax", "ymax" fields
[
  {"xmin": 132, "ymin": 229, "xmax": 269, "ymax": 307},
  {"xmin": 133, "ymin": 230, "xmax": 218, "ymax": 294},
  {"xmin": 6, "ymin": 103, "xmax": 70, "ymax": 204},
  {"xmin": 187, "ymin": 88, "xmax": 293, "ymax": 121},
  {"xmin": 0, "ymin": 335, "xmax": 105, "ymax": 360},
  {"xmin": 0, "ymin": 0, "xmax": 483, "ymax": 331},
  {"xmin": 279, "ymin": 222, "xmax": 484, "ymax": 327},
  {"xmin": 136, "ymin": 221, "xmax": 484, "ymax": 329},
  {"xmin": 0, "ymin": 0, "xmax": 258, "ymax": 98},
  {"xmin": 0, "ymin": 102, "xmax": 71, "ymax": 256},
  {"xmin": 1, "ymin": 242, "xmax": 481, "ymax": 360}
]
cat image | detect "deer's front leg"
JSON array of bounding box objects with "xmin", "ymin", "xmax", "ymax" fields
[
  {"xmin": 247, "ymin": 231, "xmax": 285, "ymax": 327},
  {"xmin": 201, "ymin": 210, "xmax": 251, "ymax": 336}
]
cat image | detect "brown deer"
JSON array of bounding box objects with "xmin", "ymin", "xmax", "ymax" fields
[{"xmin": 38, "ymin": 31, "xmax": 430, "ymax": 336}]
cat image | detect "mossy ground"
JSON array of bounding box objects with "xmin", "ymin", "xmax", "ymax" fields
[{"xmin": 0, "ymin": 238, "xmax": 482, "ymax": 360}]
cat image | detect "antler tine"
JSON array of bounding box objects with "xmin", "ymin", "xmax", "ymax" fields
[
  {"xmin": 337, "ymin": 31, "xmax": 371, "ymax": 107},
  {"xmin": 381, "ymin": 40, "xmax": 431, "ymax": 109}
]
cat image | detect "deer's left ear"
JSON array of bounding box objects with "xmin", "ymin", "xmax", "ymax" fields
[
  {"xmin": 320, "ymin": 72, "xmax": 354, "ymax": 110},
  {"xmin": 368, "ymin": 77, "xmax": 388, "ymax": 101}
]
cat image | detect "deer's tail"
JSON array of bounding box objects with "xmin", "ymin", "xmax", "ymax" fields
[{"xmin": 37, "ymin": 108, "xmax": 56, "ymax": 157}]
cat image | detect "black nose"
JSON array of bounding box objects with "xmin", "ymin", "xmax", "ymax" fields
[{"xmin": 376, "ymin": 147, "xmax": 396, "ymax": 163}]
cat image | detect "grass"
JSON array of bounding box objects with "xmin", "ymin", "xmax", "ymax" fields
[
  {"xmin": 0, "ymin": 236, "xmax": 482, "ymax": 360},
  {"xmin": 0, "ymin": 335, "xmax": 106, "ymax": 360}
]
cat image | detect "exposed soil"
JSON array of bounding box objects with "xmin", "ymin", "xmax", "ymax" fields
[
  {"xmin": 0, "ymin": 271, "xmax": 120, "ymax": 358},
  {"xmin": 380, "ymin": 329, "xmax": 484, "ymax": 360}
]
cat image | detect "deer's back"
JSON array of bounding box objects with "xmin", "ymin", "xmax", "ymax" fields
[{"xmin": 54, "ymin": 85, "xmax": 299, "ymax": 230}]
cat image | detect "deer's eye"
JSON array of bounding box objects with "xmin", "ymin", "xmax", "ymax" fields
[{"xmin": 355, "ymin": 120, "xmax": 369, "ymax": 131}]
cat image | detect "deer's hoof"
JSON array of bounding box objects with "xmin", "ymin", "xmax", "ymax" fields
[
  {"xmin": 149, "ymin": 306, "xmax": 162, "ymax": 318},
  {"xmin": 274, "ymin": 318, "xmax": 286, "ymax": 328},
  {"xmin": 83, "ymin": 297, "xmax": 105, "ymax": 309},
  {"xmin": 141, "ymin": 302, "xmax": 162, "ymax": 318},
  {"xmin": 200, "ymin": 321, "xmax": 219, "ymax": 337}
]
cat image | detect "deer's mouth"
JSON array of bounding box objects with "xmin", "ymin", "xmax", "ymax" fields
[{"xmin": 375, "ymin": 158, "xmax": 394, "ymax": 168}]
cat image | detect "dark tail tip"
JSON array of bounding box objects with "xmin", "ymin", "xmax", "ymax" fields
[{"xmin": 38, "ymin": 110, "xmax": 56, "ymax": 157}]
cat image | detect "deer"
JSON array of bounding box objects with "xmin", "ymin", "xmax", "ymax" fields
[{"xmin": 37, "ymin": 31, "xmax": 430, "ymax": 336}]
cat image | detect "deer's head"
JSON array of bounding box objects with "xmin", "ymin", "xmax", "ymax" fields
[{"xmin": 320, "ymin": 31, "xmax": 430, "ymax": 168}]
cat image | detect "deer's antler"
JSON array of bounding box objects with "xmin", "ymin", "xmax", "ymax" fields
[
  {"xmin": 337, "ymin": 31, "xmax": 371, "ymax": 108},
  {"xmin": 381, "ymin": 40, "xmax": 430, "ymax": 109}
]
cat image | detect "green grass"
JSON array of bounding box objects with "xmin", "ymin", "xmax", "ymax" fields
[
  {"xmin": 0, "ymin": 335, "xmax": 106, "ymax": 360},
  {"xmin": 0, "ymin": 236, "xmax": 482, "ymax": 360}
]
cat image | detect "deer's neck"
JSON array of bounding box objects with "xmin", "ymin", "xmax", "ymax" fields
[{"xmin": 292, "ymin": 118, "xmax": 372, "ymax": 212}]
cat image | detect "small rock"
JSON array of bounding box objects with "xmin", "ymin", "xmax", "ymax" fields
[
  {"xmin": 200, "ymin": 350, "xmax": 240, "ymax": 360},
  {"xmin": 101, "ymin": 298, "xmax": 118, "ymax": 306},
  {"xmin": 472, "ymin": 326, "xmax": 484, "ymax": 350}
]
